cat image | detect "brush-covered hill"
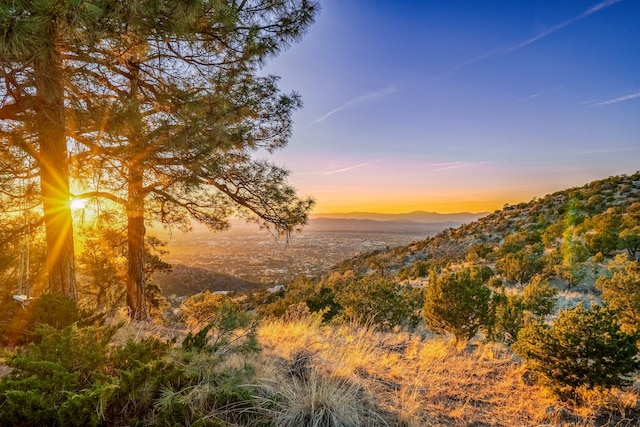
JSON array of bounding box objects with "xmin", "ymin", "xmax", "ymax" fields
[{"xmin": 324, "ymin": 171, "xmax": 640, "ymax": 289}]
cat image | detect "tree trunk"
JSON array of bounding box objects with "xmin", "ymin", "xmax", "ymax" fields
[
  {"xmin": 126, "ymin": 169, "xmax": 147, "ymax": 320},
  {"xmin": 35, "ymin": 33, "xmax": 76, "ymax": 298},
  {"xmin": 124, "ymin": 57, "xmax": 148, "ymax": 320}
]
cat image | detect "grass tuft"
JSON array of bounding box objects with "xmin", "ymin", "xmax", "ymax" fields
[{"xmin": 256, "ymin": 317, "xmax": 640, "ymax": 426}]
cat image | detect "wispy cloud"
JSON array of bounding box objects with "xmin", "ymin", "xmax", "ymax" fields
[
  {"xmin": 506, "ymin": 0, "xmax": 623, "ymax": 53},
  {"xmin": 455, "ymin": 0, "xmax": 624, "ymax": 69},
  {"xmin": 589, "ymin": 90, "xmax": 640, "ymax": 107},
  {"xmin": 578, "ymin": 146, "xmax": 640, "ymax": 154},
  {"xmin": 429, "ymin": 161, "xmax": 489, "ymax": 172},
  {"xmin": 325, "ymin": 159, "xmax": 384, "ymax": 175},
  {"xmin": 315, "ymin": 85, "xmax": 398, "ymax": 123},
  {"xmin": 516, "ymin": 86, "xmax": 565, "ymax": 103},
  {"xmin": 430, "ymin": 161, "xmax": 467, "ymax": 172}
]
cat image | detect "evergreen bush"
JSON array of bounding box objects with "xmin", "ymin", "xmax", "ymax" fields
[
  {"xmin": 0, "ymin": 292, "xmax": 79, "ymax": 346},
  {"xmin": 513, "ymin": 304, "xmax": 640, "ymax": 399},
  {"xmin": 597, "ymin": 254, "xmax": 640, "ymax": 334},
  {"xmin": 488, "ymin": 276, "xmax": 557, "ymax": 343},
  {"xmin": 0, "ymin": 314, "xmax": 263, "ymax": 426},
  {"xmin": 423, "ymin": 266, "xmax": 492, "ymax": 343},
  {"xmin": 0, "ymin": 325, "xmax": 117, "ymax": 426},
  {"xmin": 335, "ymin": 276, "xmax": 423, "ymax": 330}
]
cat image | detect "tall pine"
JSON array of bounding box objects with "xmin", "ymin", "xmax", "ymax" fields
[{"xmin": 71, "ymin": 1, "xmax": 318, "ymax": 319}]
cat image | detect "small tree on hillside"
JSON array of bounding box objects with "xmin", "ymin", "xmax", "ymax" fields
[
  {"xmin": 597, "ymin": 254, "xmax": 640, "ymax": 334},
  {"xmin": 521, "ymin": 275, "xmax": 558, "ymax": 317},
  {"xmin": 495, "ymin": 248, "xmax": 544, "ymax": 284},
  {"xmin": 488, "ymin": 275, "xmax": 557, "ymax": 343},
  {"xmin": 560, "ymin": 238, "xmax": 589, "ymax": 288},
  {"xmin": 581, "ymin": 211, "xmax": 622, "ymax": 256},
  {"xmin": 619, "ymin": 226, "xmax": 640, "ymax": 261},
  {"xmin": 513, "ymin": 304, "xmax": 640, "ymax": 399},
  {"xmin": 422, "ymin": 266, "xmax": 492, "ymax": 343},
  {"xmin": 336, "ymin": 276, "xmax": 423, "ymax": 330}
]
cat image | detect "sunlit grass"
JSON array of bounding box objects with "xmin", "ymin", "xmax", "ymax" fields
[
  {"xmin": 256, "ymin": 316, "xmax": 640, "ymax": 426},
  {"xmin": 83, "ymin": 311, "xmax": 640, "ymax": 426}
]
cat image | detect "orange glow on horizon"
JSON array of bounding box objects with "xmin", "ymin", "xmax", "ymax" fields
[
  {"xmin": 289, "ymin": 158, "xmax": 563, "ymax": 215},
  {"xmin": 312, "ymin": 199, "xmax": 508, "ymax": 215},
  {"xmin": 308, "ymin": 190, "xmax": 534, "ymax": 215}
]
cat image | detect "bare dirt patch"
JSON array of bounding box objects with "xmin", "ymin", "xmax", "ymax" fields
[{"xmin": 0, "ymin": 364, "xmax": 12, "ymax": 378}]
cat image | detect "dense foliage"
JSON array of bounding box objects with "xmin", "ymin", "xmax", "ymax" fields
[
  {"xmin": 261, "ymin": 274, "xmax": 423, "ymax": 330},
  {"xmin": 488, "ymin": 275, "xmax": 558, "ymax": 343},
  {"xmin": 597, "ymin": 254, "xmax": 640, "ymax": 334},
  {"xmin": 0, "ymin": 292, "xmax": 79, "ymax": 347},
  {"xmin": 0, "ymin": 298, "xmax": 261, "ymax": 426},
  {"xmin": 0, "ymin": 0, "xmax": 319, "ymax": 319},
  {"xmin": 422, "ymin": 266, "xmax": 492, "ymax": 343},
  {"xmin": 513, "ymin": 304, "xmax": 640, "ymax": 398}
]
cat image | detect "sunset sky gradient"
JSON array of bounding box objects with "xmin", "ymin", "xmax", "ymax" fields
[{"xmin": 263, "ymin": 0, "xmax": 640, "ymax": 214}]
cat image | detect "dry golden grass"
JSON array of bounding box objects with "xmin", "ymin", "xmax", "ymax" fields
[
  {"xmin": 256, "ymin": 316, "xmax": 640, "ymax": 427},
  {"xmin": 105, "ymin": 312, "xmax": 640, "ymax": 426}
]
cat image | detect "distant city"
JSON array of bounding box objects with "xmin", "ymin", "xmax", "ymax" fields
[{"xmin": 151, "ymin": 214, "xmax": 483, "ymax": 295}]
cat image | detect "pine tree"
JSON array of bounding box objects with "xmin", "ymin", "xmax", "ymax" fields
[
  {"xmin": 513, "ymin": 304, "xmax": 640, "ymax": 398},
  {"xmin": 69, "ymin": 1, "xmax": 318, "ymax": 319},
  {"xmin": 0, "ymin": 1, "xmax": 108, "ymax": 297}
]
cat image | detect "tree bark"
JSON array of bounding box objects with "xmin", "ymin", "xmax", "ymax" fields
[
  {"xmin": 126, "ymin": 168, "xmax": 148, "ymax": 320},
  {"xmin": 35, "ymin": 31, "xmax": 76, "ymax": 298},
  {"xmin": 123, "ymin": 57, "xmax": 149, "ymax": 320}
]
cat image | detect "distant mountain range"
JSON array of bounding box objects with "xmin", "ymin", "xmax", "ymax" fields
[{"xmin": 310, "ymin": 211, "xmax": 487, "ymax": 224}]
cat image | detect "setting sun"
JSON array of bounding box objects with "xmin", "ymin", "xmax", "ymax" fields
[{"xmin": 70, "ymin": 199, "xmax": 86, "ymax": 210}]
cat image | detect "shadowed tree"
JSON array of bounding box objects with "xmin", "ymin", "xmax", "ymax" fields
[
  {"xmin": 581, "ymin": 210, "xmax": 622, "ymax": 256},
  {"xmin": 0, "ymin": 1, "xmax": 108, "ymax": 297},
  {"xmin": 514, "ymin": 304, "xmax": 640, "ymax": 398},
  {"xmin": 71, "ymin": 1, "xmax": 318, "ymax": 319}
]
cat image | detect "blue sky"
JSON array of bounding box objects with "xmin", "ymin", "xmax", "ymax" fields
[{"xmin": 264, "ymin": 0, "xmax": 640, "ymax": 213}]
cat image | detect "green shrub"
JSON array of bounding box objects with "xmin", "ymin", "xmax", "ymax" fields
[
  {"xmin": 0, "ymin": 316, "xmax": 263, "ymax": 426},
  {"xmin": 597, "ymin": 254, "xmax": 640, "ymax": 334},
  {"xmin": 262, "ymin": 273, "xmax": 424, "ymax": 329},
  {"xmin": 0, "ymin": 292, "xmax": 80, "ymax": 346},
  {"xmin": 0, "ymin": 324, "xmax": 117, "ymax": 426},
  {"xmin": 259, "ymin": 276, "xmax": 341, "ymax": 321},
  {"xmin": 182, "ymin": 298, "xmax": 260, "ymax": 356},
  {"xmin": 335, "ymin": 276, "xmax": 423, "ymax": 330},
  {"xmin": 495, "ymin": 248, "xmax": 544, "ymax": 284},
  {"xmin": 487, "ymin": 290, "xmax": 524, "ymax": 344},
  {"xmin": 25, "ymin": 293, "xmax": 79, "ymax": 338},
  {"xmin": 423, "ymin": 266, "xmax": 492, "ymax": 343},
  {"xmin": 513, "ymin": 304, "xmax": 640, "ymax": 399},
  {"xmin": 102, "ymin": 338, "xmax": 177, "ymax": 425},
  {"xmin": 488, "ymin": 276, "xmax": 557, "ymax": 344},
  {"xmin": 521, "ymin": 275, "xmax": 557, "ymax": 317},
  {"xmin": 619, "ymin": 226, "xmax": 640, "ymax": 260},
  {"xmin": 154, "ymin": 307, "xmax": 262, "ymax": 426}
]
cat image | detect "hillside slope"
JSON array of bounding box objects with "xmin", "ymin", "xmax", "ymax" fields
[{"xmin": 326, "ymin": 171, "xmax": 640, "ymax": 287}]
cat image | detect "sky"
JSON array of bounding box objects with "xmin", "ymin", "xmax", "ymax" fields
[{"xmin": 262, "ymin": 0, "xmax": 640, "ymax": 214}]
